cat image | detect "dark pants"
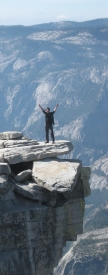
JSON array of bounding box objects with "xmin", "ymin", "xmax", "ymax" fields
[{"xmin": 45, "ymin": 124, "xmax": 55, "ymax": 142}]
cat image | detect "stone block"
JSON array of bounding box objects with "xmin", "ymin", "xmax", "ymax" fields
[
  {"xmin": 0, "ymin": 163, "xmax": 11, "ymax": 175},
  {"xmin": 32, "ymin": 158, "xmax": 81, "ymax": 194},
  {"xmin": 0, "ymin": 154, "xmax": 4, "ymax": 162},
  {"xmin": 14, "ymin": 169, "xmax": 32, "ymax": 183},
  {"xmin": 0, "ymin": 141, "xmax": 4, "ymax": 149},
  {"xmin": 0, "ymin": 131, "xmax": 23, "ymax": 140}
]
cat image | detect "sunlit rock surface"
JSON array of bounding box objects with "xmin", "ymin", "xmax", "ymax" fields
[
  {"xmin": 0, "ymin": 132, "xmax": 91, "ymax": 275},
  {"xmin": 0, "ymin": 131, "xmax": 73, "ymax": 164}
]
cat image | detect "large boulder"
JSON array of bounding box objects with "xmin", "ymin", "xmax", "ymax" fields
[{"xmin": 32, "ymin": 158, "xmax": 91, "ymax": 199}]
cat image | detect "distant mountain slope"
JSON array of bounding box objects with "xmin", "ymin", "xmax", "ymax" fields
[
  {"xmin": 0, "ymin": 19, "xmax": 108, "ymax": 166},
  {"xmin": 54, "ymin": 228, "xmax": 108, "ymax": 275},
  {"xmin": 0, "ymin": 19, "xmax": 108, "ymax": 275}
]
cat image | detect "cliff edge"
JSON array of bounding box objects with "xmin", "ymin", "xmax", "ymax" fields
[{"xmin": 0, "ymin": 132, "xmax": 91, "ymax": 275}]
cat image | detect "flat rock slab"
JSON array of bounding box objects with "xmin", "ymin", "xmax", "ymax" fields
[
  {"xmin": 32, "ymin": 158, "xmax": 81, "ymax": 194},
  {"xmin": 0, "ymin": 140, "xmax": 73, "ymax": 164},
  {"xmin": 0, "ymin": 131, "xmax": 23, "ymax": 140},
  {"xmin": 3, "ymin": 139, "xmax": 38, "ymax": 148}
]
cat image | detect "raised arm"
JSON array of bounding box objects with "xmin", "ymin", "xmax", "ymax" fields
[
  {"xmin": 54, "ymin": 104, "xmax": 58, "ymax": 112},
  {"xmin": 39, "ymin": 104, "xmax": 44, "ymax": 111}
]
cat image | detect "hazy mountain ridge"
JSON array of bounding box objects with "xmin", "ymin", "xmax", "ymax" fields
[
  {"xmin": 0, "ymin": 20, "xmax": 108, "ymax": 163},
  {"xmin": 54, "ymin": 228, "xmax": 108, "ymax": 275},
  {"xmin": 0, "ymin": 19, "xmax": 108, "ymax": 274}
]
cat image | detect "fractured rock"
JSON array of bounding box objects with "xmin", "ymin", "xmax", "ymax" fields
[{"xmin": 14, "ymin": 181, "xmax": 56, "ymax": 205}]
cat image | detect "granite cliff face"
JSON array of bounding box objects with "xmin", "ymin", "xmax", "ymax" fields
[{"xmin": 0, "ymin": 132, "xmax": 91, "ymax": 275}]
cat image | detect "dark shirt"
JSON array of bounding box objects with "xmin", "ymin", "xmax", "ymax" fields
[{"xmin": 43, "ymin": 110, "xmax": 55, "ymax": 125}]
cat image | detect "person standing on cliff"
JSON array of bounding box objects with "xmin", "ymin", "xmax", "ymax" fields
[{"xmin": 39, "ymin": 104, "xmax": 58, "ymax": 143}]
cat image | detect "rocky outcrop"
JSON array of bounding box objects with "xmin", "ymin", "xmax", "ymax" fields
[{"xmin": 0, "ymin": 132, "xmax": 91, "ymax": 275}]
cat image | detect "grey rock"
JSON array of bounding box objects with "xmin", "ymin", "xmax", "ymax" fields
[
  {"xmin": 14, "ymin": 181, "xmax": 55, "ymax": 205},
  {"xmin": 0, "ymin": 195, "xmax": 85, "ymax": 275},
  {"xmin": 0, "ymin": 133, "xmax": 91, "ymax": 275},
  {"xmin": 0, "ymin": 131, "xmax": 23, "ymax": 140},
  {"xmin": 14, "ymin": 169, "xmax": 32, "ymax": 183},
  {"xmin": 32, "ymin": 158, "xmax": 90, "ymax": 199},
  {"xmin": 0, "ymin": 175, "xmax": 9, "ymax": 186},
  {"xmin": 4, "ymin": 139, "xmax": 38, "ymax": 148},
  {"xmin": 0, "ymin": 141, "xmax": 4, "ymax": 149},
  {"xmin": 0, "ymin": 153, "xmax": 4, "ymax": 162},
  {"xmin": 32, "ymin": 158, "xmax": 81, "ymax": 193},
  {"xmin": 0, "ymin": 175, "xmax": 14, "ymax": 201},
  {"xmin": 81, "ymin": 166, "xmax": 91, "ymax": 197},
  {"xmin": 0, "ymin": 140, "xmax": 73, "ymax": 164},
  {"xmin": 0, "ymin": 163, "xmax": 11, "ymax": 175}
]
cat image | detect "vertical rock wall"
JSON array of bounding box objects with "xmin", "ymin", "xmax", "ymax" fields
[
  {"xmin": 0, "ymin": 132, "xmax": 91, "ymax": 275},
  {"xmin": 0, "ymin": 197, "xmax": 85, "ymax": 275}
]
